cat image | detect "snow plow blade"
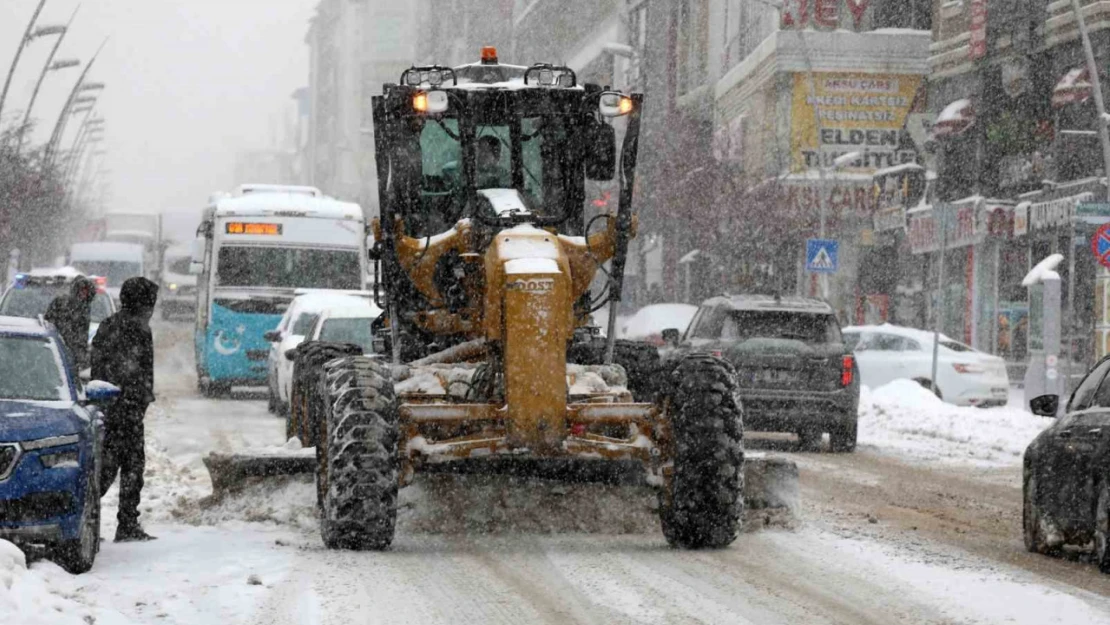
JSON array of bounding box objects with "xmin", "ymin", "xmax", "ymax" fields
[{"xmin": 203, "ymin": 450, "xmax": 315, "ymax": 496}]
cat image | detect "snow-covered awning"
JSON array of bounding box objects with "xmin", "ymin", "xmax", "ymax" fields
[
  {"xmin": 932, "ymin": 99, "xmax": 975, "ymax": 139},
  {"xmin": 1052, "ymin": 67, "xmax": 1092, "ymax": 108},
  {"xmin": 679, "ymin": 249, "xmax": 701, "ymax": 264},
  {"xmin": 871, "ymin": 163, "xmax": 924, "ymax": 180}
]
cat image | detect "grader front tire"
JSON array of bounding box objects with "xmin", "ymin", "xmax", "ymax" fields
[
  {"xmin": 318, "ymin": 356, "xmax": 400, "ymax": 551},
  {"xmin": 659, "ymin": 355, "xmax": 745, "ymax": 549}
]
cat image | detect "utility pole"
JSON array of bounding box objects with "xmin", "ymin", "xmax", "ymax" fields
[{"xmin": 0, "ymin": 0, "xmax": 48, "ymax": 127}]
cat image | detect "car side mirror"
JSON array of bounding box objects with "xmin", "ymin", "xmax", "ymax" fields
[
  {"xmin": 85, "ymin": 380, "xmax": 121, "ymax": 404},
  {"xmin": 264, "ymin": 330, "xmax": 282, "ymax": 342},
  {"xmin": 662, "ymin": 328, "xmax": 681, "ymax": 346},
  {"xmin": 1029, "ymin": 394, "xmax": 1059, "ymax": 418},
  {"xmin": 284, "ymin": 348, "xmax": 298, "ymax": 362}
]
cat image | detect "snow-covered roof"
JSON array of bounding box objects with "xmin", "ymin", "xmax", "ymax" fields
[
  {"xmin": 705, "ymin": 294, "xmax": 832, "ymax": 313},
  {"xmin": 214, "ymin": 193, "xmax": 362, "ymax": 220},
  {"xmin": 843, "ymin": 323, "xmax": 955, "ymax": 345},
  {"xmin": 28, "ymin": 266, "xmax": 84, "ymax": 279},
  {"xmin": 0, "ymin": 316, "xmax": 49, "ymax": 334},
  {"xmin": 237, "ymin": 183, "xmax": 321, "ymax": 197},
  {"xmin": 319, "ymin": 298, "xmax": 383, "ymax": 319},
  {"xmin": 622, "ymin": 303, "xmax": 698, "ymax": 339},
  {"xmin": 69, "ymin": 242, "xmax": 145, "ymax": 261},
  {"xmin": 289, "ymin": 292, "xmax": 373, "ymax": 316}
]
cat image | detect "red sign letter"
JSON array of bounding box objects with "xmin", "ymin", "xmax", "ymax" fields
[
  {"xmin": 781, "ymin": 0, "xmax": 809, "ymax": 29},
  {"xmin": 814, "ymin": 0, "xmax": 838, "ymax": 28},
  {"xmin": 846, "ymin": 0, "xmax": 870, "ymax": 29}
]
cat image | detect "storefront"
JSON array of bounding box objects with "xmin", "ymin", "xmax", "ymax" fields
[
  {"xmin": 907, "ymin": 197, "xmax": 984, "ymax": 344},
  {"xmin": 1012, "ymin": 182, "xmax": 1108, "ymax": 376}
]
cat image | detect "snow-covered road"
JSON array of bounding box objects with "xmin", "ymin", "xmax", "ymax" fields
[{"xmin": 7, "ymin": 319, "xmax": 1110, "ymax": 625}]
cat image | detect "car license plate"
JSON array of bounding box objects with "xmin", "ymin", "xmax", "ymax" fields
[
  {"xmin": 991, "ymin": 387, "xmax": 1008, "ymax": 398},
  {"xmin": 754, "ymin": 369, "xmax": 799, "ymax": 385}
]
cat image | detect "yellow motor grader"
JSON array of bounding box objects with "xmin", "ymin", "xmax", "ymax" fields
[{"xmin": 285, "ymin": 50, "xmax": 745, "ymax": 550}]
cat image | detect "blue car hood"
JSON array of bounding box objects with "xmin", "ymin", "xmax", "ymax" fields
[{"xmin": 0, "ymin": 400, "xmax": 84, "ymax": 442}]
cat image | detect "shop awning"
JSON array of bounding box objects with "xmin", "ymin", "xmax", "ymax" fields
[
  {"xmin": 1052, "ymin": 67, "xmax": 1093, "ymax": 108},
  {"xmin": 932, "ymin": 99, "xmax": 975, "ymax": 139}
]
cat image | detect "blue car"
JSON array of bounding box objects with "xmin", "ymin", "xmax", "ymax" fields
[{"xmin": 0, "ymin": 316, "xmax": 120, "ymax": 573}]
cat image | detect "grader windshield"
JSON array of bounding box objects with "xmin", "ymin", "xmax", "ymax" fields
[{"xmin": 372, "ymin": 61, "xmax": 638, "ymax": 238}]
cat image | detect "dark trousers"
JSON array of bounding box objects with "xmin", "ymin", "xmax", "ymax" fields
[{"xmin": 100, "ymin": 405, "xmax": 147, "ymax": 528}]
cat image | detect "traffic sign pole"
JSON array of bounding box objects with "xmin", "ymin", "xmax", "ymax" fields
[{"xmin": 932, "ymin": 203, "xmax": 951, "ymax": 389}]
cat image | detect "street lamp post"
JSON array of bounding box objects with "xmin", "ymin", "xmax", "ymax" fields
[
  {"xmin": 18, "ymin": 6, "xmax": 80, "ymax": 150},
  {"xmin": 0, "ymin": 0, "xmax": 50, "ymax": 127},
  {"xmin": 45, "ymin": 38, "xmax": 106, "ymax": 166},
  {"xmin": 1070, "ymin": 0, "xmax": 1110, "ymax": 204}
]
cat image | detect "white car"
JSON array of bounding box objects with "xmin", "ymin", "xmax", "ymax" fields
[
  {"xmin": 264, "ymin": 291, "xmax": 375, "ymax": 414},
  {"xmin": 843, "ymin": 324, "xmax": 1010, "ymax": 407},
  {"xmin": 304, "ymin": 297, "xmax": 384, "ymax": 355},
  {"xmin": 619, "ymin": 303, "xmax": 699, "ymax": 344}
]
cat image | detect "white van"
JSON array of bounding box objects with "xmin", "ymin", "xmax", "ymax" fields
[{"xmin": 68, "ymin": 242, "xmax": 146, "ymax": 303}]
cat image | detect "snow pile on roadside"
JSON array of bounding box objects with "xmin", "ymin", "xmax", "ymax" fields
[
  {"xmin": 858, "ymin": 379, "xmax": 1054, "ymax": 467},
  {"xmin": 0, "ymin": 539, "xmax": 131, "ymax": 625},
  {"xmin": 174, "ymin": 476, "xmax": 319, "ymax": 529}
]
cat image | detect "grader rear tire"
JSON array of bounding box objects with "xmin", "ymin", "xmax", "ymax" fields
[
  {"xmin": 660, "ymin": 355, "xmax": 745, "ymax": 549},
  {"xmin": 318, "ymin": 356, "xmax": 399, "ymax": 551}
]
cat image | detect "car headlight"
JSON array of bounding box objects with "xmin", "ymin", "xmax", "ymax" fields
[
  {"xmin": 168, "ymin": 283, "xmax": 179, "ymax": 291},
  {"xmin": 22, "ymin": 435, "xmax": 80, "ymax": 469},
  {"xmin": 40, "ymin": 450, "xmax": 80, "ymax": 469}
]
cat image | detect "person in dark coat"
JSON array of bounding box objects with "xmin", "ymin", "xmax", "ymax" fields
[
  {"xmin": 44, "ymin": 276, "xmax": 97, "ymax": 371},
  {"xmin": 91, "ymin": 276, "xmax": 159, "ymax": 542}
]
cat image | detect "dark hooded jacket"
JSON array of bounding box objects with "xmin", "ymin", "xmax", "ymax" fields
[
  {"xmin": 45, "ymin": 276, "xmax": 97, "ymax": 370},
  {"xmin": 92, "ymin": 277, "xmax": 159, "ymax": 409}
]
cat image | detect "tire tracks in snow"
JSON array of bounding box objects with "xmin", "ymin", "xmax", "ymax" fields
[{"xmin": 791, "ymin": 446, "xmax": 1110, "ymax": 596}]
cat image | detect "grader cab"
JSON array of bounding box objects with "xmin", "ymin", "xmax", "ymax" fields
[{"xmin": 295, "ymin": 50, "xmax": 746, "ymax": 550}]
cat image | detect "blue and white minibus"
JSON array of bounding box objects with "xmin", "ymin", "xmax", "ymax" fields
[{"xmin": 191, "ymin": 185, "xmax": 368, "ymax": 395}]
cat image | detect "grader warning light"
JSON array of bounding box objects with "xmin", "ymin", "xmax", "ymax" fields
[{"xmin": 480, "ymin": 46, "xmax": 498, "ymax": 64}]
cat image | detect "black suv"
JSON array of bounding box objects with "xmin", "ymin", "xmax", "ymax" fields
[{"xmin": 666, "ymin": 294, "xmax": 859, "ymax": 452}]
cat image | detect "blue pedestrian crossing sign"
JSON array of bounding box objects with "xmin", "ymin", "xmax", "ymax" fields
[{"xmin": 806, "ymin": 239, "xmax": 839, "ymax": 274}]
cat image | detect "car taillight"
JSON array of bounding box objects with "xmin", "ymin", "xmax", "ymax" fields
[
  {"xmin": 841, "ymin": 355, "xmax": 854, "ymax": 386},
  {"xmin": 952, "ymin": 363, "xmax": 985, "ymax": 374}
]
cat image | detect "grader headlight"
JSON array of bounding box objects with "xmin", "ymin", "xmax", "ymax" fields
[{"xmin": 414, "ymin": 90, "xmax": 449, "ymax": 115}]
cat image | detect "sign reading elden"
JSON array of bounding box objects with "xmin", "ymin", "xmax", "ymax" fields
[{"xmin": 791, "ymin": 72, "xmax": 921, "ymax": 173}]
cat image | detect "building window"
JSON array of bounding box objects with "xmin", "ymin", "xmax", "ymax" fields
[
  {"xmin": 875, "ymin": 0, "xmax": 932, "ymax": 30},
  {"xmin": 675, "ymin": 0, "xmax": 708, "ymax": 96}
]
